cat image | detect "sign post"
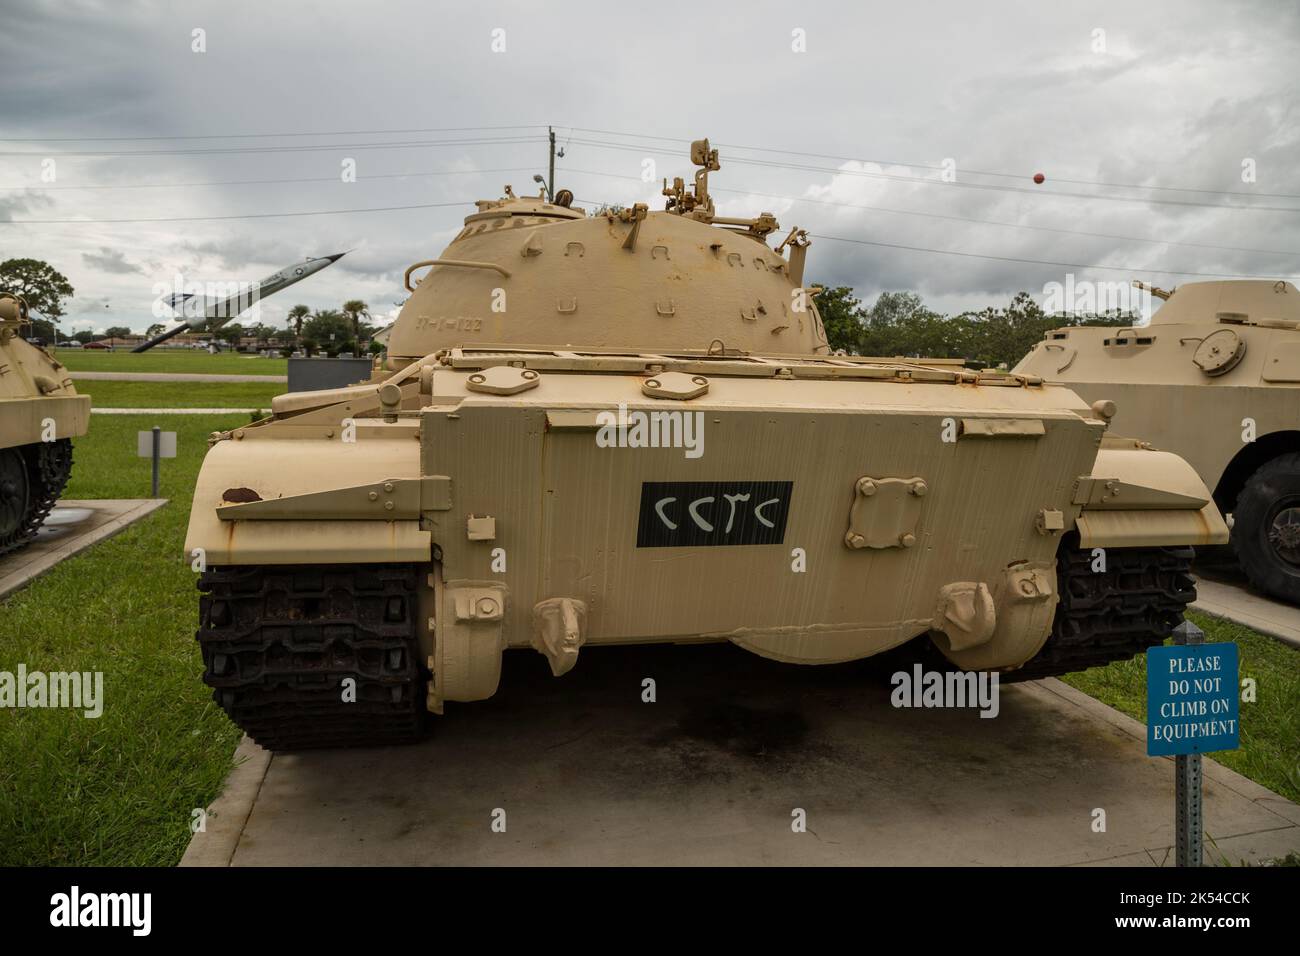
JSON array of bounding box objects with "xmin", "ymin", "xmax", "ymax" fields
[
  {"xmin": 1147, "ymin": 620, "xmax": 1239, "ymax": 867},
  {"xmin": 136, "ymin": 428, "xmax": 177, "ymax": 497}
]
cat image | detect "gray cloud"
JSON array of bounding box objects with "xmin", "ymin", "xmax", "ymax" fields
[
  {"xmin": 0, "ymin": 0, "xmax": 1296, "ymax": 331},
  {"xmin": 0, "ymin": 191, "xmax": 52, "ymax": 224},
  {"xmin": 81, "ymin": 246, "xmax": 144, "ymax": 273}
]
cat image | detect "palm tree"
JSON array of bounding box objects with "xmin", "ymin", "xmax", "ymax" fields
[
  {"xmin": 342, "ymin": 299, "xmax": 370, "ymax": 350},
  {"xmin": 287, "ymin": 304, "xmax": 310, "ymax": 344}
]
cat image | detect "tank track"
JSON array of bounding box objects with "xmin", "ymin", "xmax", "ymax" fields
[
  {"xmin": 1006, "ymin": 540, "xmax": 1196, "ymax": 682},
  {"xmin": 196, "ymin": 564, "xmax": 427, "ymax": 751},
  {"xmin": 0, "ymin": 439, "xmax": 74, "ymax": 557}
]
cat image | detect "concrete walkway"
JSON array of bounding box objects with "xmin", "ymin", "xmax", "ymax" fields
[
  {"xmin": 1192, "ymin": 570, "xmax": 1300, "ymax": 649},
  {"xmin": 0, "ymin": 499, "xmax": 167, "ymax": 600},
  {"xmin": 71, "ymin": 371, "xmax": 286, "ymax": 383},
  {"xmin": 181, "ymin": 642, "xmax": 1300, "ymax": 867}
]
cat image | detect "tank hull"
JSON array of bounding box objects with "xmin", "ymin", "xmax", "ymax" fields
[
  {"xmin": 0, "ymin": 324, "xmax": 89, "ymax": 554},
  {"xmin": 187, "ymin": 350, "xmax": 1226, "ymax": 748}
]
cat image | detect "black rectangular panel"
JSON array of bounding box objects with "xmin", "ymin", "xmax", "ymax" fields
[{"xmin": 636, "ymin": 480, "xmax": 794, "ymax": 548}]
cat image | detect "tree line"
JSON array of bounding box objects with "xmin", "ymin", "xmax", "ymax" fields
[
  {"xmin": 0, "ymin": 257, "xmax": 380, "ymax": 355},
  {"xmin": 814, "ymin": 286, "xmax": 1136, "ymax": 368},
  {"xmin": 138, "ymin": 300, "xmax": 378, "ymax": 356},
  {"xmin": 3, "ymin": 255, "xmax": 1141, "ymax": 367}
]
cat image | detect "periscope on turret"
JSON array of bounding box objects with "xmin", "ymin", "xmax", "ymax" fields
[{"xmin": 181, "ymin": 139, "xmax": 1229, "ymax": 751}]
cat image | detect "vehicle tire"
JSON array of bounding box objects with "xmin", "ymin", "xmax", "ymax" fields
[{"xmin": 1230, "ymin": 452, "xmax": 1300, "ymax": 604}]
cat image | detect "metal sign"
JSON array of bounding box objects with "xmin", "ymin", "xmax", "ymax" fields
[
  {"xmin": 1146, "ymin": 640, "xmax": 1239, "ymax": 757},
  {"xmin": 136, "ymin": 430, "xmax": 177, "ymax": 459},
  {"xmin": 1148, "ymin": 622, "xmax": 1239, "ymax": 868}
]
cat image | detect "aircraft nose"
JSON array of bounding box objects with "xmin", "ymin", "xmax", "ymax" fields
[{"xmin": 326, "ymin": 252, "xmax": 348, "ymax": 263}]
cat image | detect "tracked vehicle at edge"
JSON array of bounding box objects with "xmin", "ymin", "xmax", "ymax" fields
[
  {"xmin": 1016, "ymin": 279, "xmax": 1300, "ymax": 604},
  {"xmin": 186, "ymin": 140, "xmax": 1228, "ymax": 750},
  {"xmin": 0, "ymin": 293, "xmax": 88, "ymax": 556}
]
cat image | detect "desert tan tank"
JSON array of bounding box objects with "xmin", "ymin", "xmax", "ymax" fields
[
  {"xmin": 0, "ymin": 293, "xmax": 89, "ymax": 555},
  {"xmin": 185, "ymin": 140, "xmax": 1229, "ymax": 750},
  {"xmin": 1016, "ymin": 279, "xmax": 1300, "ymax": 604}
]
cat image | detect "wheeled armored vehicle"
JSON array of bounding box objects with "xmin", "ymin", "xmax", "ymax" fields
[{"xmin": 1017, "ymin": 279, "xmax": 1300, "ymax": 603}]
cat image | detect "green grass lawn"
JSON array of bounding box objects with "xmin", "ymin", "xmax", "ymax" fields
[
  {"xmin": 55, "ymin": 348, "xmax": 286, "ymax": 376},
  {"xmin": 1063, "ymin": 614, "xmax": 1300, "ymax": 805},
  {"xmin": 0, "ymin": 414, "xmax": 245, "ymax": 865},
  {"xmin": 79, "ymin": 379, "xmax": 283, "ymax": 410}
]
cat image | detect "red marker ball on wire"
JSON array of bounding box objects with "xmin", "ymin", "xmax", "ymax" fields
[{"xmin": 1033, "ymin": 172, "xmax": 1045, "ymax": 184}]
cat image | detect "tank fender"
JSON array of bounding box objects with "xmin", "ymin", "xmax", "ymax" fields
[
  {"xmin": 184, "ymin": 435, "xmax": 432, "ymax": 565},
  {"xmin": 0, "ymin": 394, "xmax": 89, "ymax": 447},
  {"xmin": 1073, "ymin": 447, "xmax": 1229, "ymax": 548}
]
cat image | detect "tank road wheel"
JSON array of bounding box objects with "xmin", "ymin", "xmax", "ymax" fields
[
  {"xmin": 35, "ymin": 437, "xmax": 75, "ymax": 492},
  {"xmin": 0, "ymin": 439, "xmax": 74, "ymax": 556},
  {"xmin": 1006, "ymin": 536, "xmax": 1195, "ymax": 682},
  {"xmin": 196, "ymin": 563, "xmax": 428, "ymax": 751},
  {"xmin": 0, "ymin": 447, "xmax": 32, "ymax": 555},
  {"xmin": 1231, "ymin": 452, "xmax": 1300, "ymax": 603}
]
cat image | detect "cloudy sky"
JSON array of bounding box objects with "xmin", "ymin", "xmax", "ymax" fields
[{"xmin": 1, "ymin": 0, "xmax": 1297, "ymax": 334}]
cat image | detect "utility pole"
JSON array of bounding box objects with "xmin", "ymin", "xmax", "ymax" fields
[{"xmin": 548, "ymin": 126, "xmax": 556, "ymax": 201}]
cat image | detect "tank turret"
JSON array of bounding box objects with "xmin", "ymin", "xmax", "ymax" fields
[{"xmin": 385, "ymin": 139, "xmax": 828, "ymax": 363}]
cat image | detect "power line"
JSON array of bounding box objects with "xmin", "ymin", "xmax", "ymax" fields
[
  {"xmin": 558, "ymin": 166, "xmax": 1300, "ymax": 258},
  {"xmin": 10, "ymin": 154, "xmax": 1291, "ymax": 258},
  {"xmin": 8, "ymin": 118, "xmax": 1294, "ymax": 199},
  {"xmin": 0, "ymin": 167, "xmax": 537, "ymax": 191},
  {"xmin": 0, "ymin": 135, "xmax": 544, "ymax": 158},
  {"xmin": 811, "ymin": 232, "xmax": 1290, "ymax": 280},
  {"xmin": 13, "ymin": 186, "xmax": 1277, "ymax": 274},
  {"xmin": 0, "ymin": 200, "xmax": 473, "ymax": 225},
  {"xmin": 567, "ymin": 126, "xmax": 1300, "ymax": 201},
  {"xmin": 564, "ymin": 137, "xmax": 1300, "ymax": 213},
  {"xmin": 0, "ymin": 124, "xmax": 548, "ymax": 143},
  {"xmin": 567, "ymin": 194, "xmax": 1288, "ymax": 280}
]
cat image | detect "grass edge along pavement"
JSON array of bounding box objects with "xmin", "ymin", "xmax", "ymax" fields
[
  {"xmin": 0, "ymin": 413, "xmax": 245, "ymax": 866},
  {"xmin": 1, "ymin": 411, "xmax": 1296, "ymax": 864},
  {"xmin": 1062, "ymin": 613, "xmax": 1300, "ymax": 807}
]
